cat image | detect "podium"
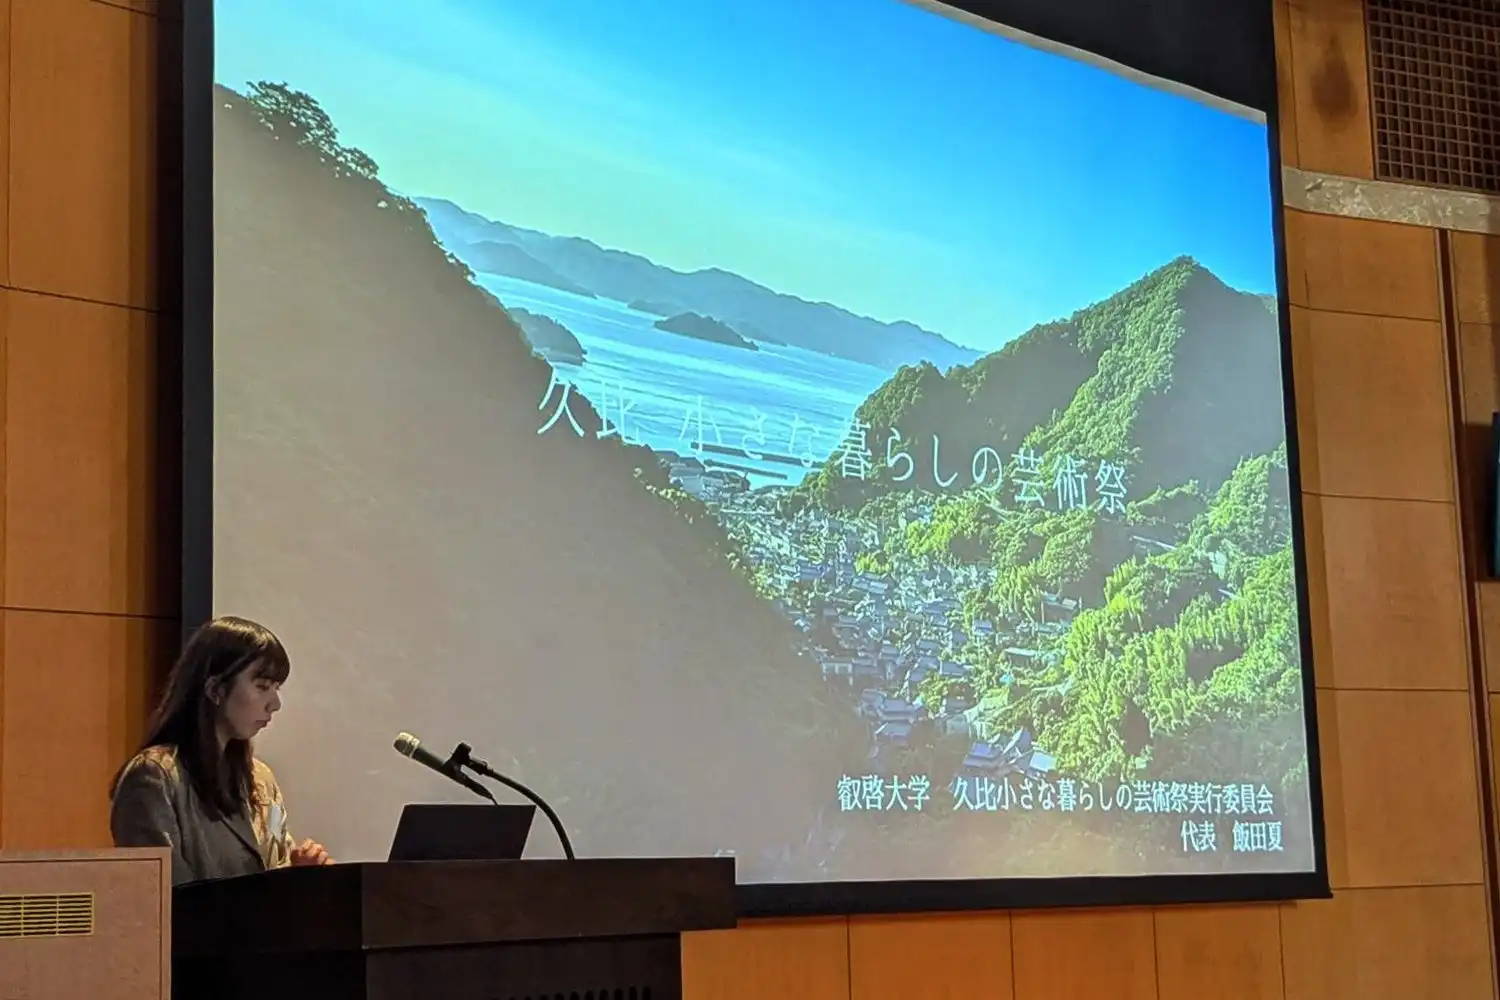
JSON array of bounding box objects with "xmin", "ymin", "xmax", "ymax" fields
[{"xmin": 171, "ymin": 858, "xmax": 736, "ymax": 1000}]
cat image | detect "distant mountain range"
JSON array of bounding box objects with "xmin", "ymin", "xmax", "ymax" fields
[{"xmin": 416, "ymin": 197, "xmax": 980, "ymax": 372}]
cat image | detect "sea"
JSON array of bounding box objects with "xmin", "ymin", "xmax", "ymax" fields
[{"xmin": 475, "ymin": 271, "xmax": 895, "ymax": 488}]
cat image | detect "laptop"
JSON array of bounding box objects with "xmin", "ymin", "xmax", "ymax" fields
[{"xmin": 387, "ymin": 803, "xmax": 536, "ymax": 862}]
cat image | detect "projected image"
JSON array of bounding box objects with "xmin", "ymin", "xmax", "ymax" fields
[{"xmin": 211, "ymin": 0, "xmax": 1314, "ymax": 883}]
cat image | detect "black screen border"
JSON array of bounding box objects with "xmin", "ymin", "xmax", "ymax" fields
[{"xmin": 178, "ymin": 0, "xmax": 1331, "ymax": 917}]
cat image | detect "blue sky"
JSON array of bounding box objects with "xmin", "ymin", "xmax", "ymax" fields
[{"xmin": 214, "ymin": 0, "xmax": 1278, "ymax": 353}]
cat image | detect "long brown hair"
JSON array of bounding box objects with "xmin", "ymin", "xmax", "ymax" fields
[{"xmin": 120, "ymin": 615, "xmax": 291, "ymax": 818}]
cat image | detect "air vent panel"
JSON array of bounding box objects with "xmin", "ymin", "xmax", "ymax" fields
[
  {"xmin": 1367, "ymin": 0, "xmax": 1500, "ymax": 194},
  {"xmin": 0, "ymin": 892, "xmax": 95, "ymax": 939}
]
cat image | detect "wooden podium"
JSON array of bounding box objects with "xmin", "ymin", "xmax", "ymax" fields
[{"xmin": 171, "ymin": 857, "xmax": 736, "ymax": 1000}]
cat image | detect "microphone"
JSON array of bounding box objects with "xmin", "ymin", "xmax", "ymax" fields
[
  {"xmin": 392, "ymin": 732, "xmax": 496, "ymax": 803},
  {"xmin": 448, "ymin": 741, "xmax": 576, "ymax": 861}
]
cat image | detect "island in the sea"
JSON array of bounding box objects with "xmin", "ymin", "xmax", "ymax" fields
[
  {"xmin": 654, "ymin": 311, "xmax": 759, "ymax": 351},
  {"xmin": 509, "ymin": 307, "xmax": 587, "ymax": 365}
]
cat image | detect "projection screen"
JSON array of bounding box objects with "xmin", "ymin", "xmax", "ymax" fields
[{"xmin": 183, "ymin": 0, "xmax": 1329, "ymax": 914}]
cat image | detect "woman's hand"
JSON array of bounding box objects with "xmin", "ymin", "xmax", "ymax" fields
[{"xmin": 290, "ymin": 838, "xmax": 333, "ymax": 867}]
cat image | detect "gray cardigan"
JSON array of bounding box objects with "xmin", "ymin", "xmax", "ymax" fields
[{"xmin": 110, "ymin": 745, "xmax": 296, "ymax": 886}]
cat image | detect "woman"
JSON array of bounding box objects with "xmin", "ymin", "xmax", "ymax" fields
[{"xmin": 111, "ymin": 615, "xmax": 332, "ymax": 885}]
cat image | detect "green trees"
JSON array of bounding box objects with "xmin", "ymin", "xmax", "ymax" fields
[
  {"xmin": 990, "ymin": 447, "xmax": 1302, "ymax": 785},
  {"xmin": 243, "ymin": 82, "xmax": 401, "ymax": 192},
  {"xmin": 781, "ymin": 246, "xmax": 1305, "ymax": 792}
]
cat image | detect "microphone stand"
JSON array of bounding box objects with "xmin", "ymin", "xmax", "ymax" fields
[{"xmin": 448, "ymin": 742, "xmax": 577, "ymax": 861}]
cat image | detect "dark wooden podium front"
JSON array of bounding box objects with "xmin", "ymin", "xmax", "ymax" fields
[{"xmin": 171, "ymin": 858, "xmax": 736, "ymax": 1000}]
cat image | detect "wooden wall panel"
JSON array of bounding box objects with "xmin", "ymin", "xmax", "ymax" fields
[
  {"xmin": 0, "ymin": 4, "xmax": 1492, "ymax": 1000},
  {"xmin": 1283, "ymin": 0, "xmax": 1373, "ymax": 179},
  {"xmin": 1154, "ymin": 905, "xmax": 1283, "ymax": 1000},
  {"xmin": 1455, "ymin": 316, "xmax": 1499, "ymax": 559},
  {"xmin": 0, "ymin": 2, "xmax": 11, "ymax": 287},
  {"xmin": 1280, "ymin": 887, "xmax": 1494, "ymax": 1000},
  {"xmin": 848, "ymin": 913, "xmax": 1012, "ymax": 1000},
  {"xmin": 1318, "ymin": 688, "xmax": 1485, "ymax": 889},
  {"xmin": 1453, "ymin": 241, "xmax": 1500, "ymax": 917},
  {"xmin": 1450, "ymin": 229, "xmax": 1500, "ymax": 941},
  {"xmin": 681, "ymin": 921, "xmax": 850, "ymax": 1000},
  {"xmin": 1272, "ymin": 0, "xmax": 1298, "ymax": 168},
  {"xmin": 1484, "ymin": 589, "xmax": 1500, "ymax": 695},
  {"xmin": 0, "ymin": 0, "xmax": 176, "ymax": 852},
  {"xmin": 1290, "ymin": 308, "xmax": 1453, "ymax": 502},
  {"xmin": 9, "ymin": 0, "xmax": 157, "ymax": 310},
  {"xmin": 1490, "ymin": 694, "xmax": 1500, "ymax": 871},
  {"xmin": 1299, "ymin": 497, "xmax": 1468, "ymax": 692},
  {"xmin": 1282, "ymin": 211, "xmax": 1440, "ymax": 318},
  {"xmin": 0, "ymin": 610, "xmax": 172, "ymax": 848},
  {"xmin": 1458, "ymin": 320, "xmax": 1500, "ymax": 439},
  {"xmin": 1453, "ymin": 233, "xmax": 1500, "ymax": 328},
  {"xmin": 1452, "ymin": 236, "xmax": 1500, "ymax": 600},
  {"xmin": 1290, "ymin": 205, "xmax": 1489, "ymax": 1000},
  {"xmin": 3, "ymin": 290, "xmax": 170, "ymax": 616},
  {"xmin": 1012, "ymin": 910, "xmax": 1156, "ymax": 1000}
]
